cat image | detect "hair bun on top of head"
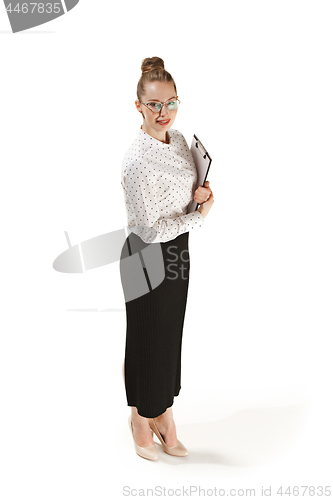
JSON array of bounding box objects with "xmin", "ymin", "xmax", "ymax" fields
[
  {"xmin": 141, "ymin": 57, "xmax": 165, "ymax": 74},
  {"xmin": 137, "ymin": 57, "xmax": 176, "ymax": 101}
]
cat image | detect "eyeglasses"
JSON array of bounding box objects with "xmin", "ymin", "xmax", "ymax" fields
[{"xmin": 139, "ymin": 98, "xmax": 181, "ymax": 113}]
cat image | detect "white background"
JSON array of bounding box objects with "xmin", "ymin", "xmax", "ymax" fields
[{"xmin": 1, "ymin": 1, "xmax": 332, "ymax": 498}]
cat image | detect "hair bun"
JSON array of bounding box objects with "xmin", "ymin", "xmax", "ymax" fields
[
  {"xmin": 141, "ymin": 57, "xmax": 165, "ymax": 74},
  {"xmin": 137, "ymin": 57, "xmax": 176, "ymax": 101}
]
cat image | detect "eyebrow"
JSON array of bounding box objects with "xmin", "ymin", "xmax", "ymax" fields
[{"xmin": 147, "ymin": 96, "xmax": 177, "ymax": 102}]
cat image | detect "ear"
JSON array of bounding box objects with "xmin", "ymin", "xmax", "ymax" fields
[{"xmin": 135, "ymin": 100, "xmax": 142, "ymax": 113}]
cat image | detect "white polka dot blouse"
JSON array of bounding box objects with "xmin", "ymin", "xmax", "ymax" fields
[{"xmin": 121, "ymin": 127, "xmax": 204, "ymax": 243}]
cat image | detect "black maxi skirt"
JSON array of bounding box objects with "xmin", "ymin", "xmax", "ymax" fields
[{"xmin": 119, "ymin": 230, "xmax": 190, "ymax": 418}]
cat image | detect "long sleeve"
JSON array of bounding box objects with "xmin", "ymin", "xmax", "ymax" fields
[{"xmin": 123, "ymin": 160, "xmax": 204, "ymax": 243}]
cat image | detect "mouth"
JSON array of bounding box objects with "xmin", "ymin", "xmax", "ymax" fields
[{"xmin": 156, "ymin": 119, "xmax": 171, "ymax": 126}]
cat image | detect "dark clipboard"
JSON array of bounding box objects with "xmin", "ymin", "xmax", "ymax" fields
[{"xmin": 187, "ymin": 134, "xmax": 212, "ymax": 213}]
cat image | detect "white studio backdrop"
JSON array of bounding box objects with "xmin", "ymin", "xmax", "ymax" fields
[{"xmin": 0, "ymin": 0, "xmax": 332, "ymax": 498}]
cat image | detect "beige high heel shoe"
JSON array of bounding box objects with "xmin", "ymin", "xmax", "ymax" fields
[
  {"xmin": 128, "ymin": 416, "xmax": 158, "ymax": 461},
  {"xmin": 148, "ymin": 418, "xmax": 188, "ymax": 457}
]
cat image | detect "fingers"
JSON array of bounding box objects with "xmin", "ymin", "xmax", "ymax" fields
[
  {"xmin": 195, "ymin": 186, "xmax": 212, "ymax": 196},
  {"xmin": 194, "ymin": 187, "xmax": 212, "ymax": 203},
  {"xmin": 194, "ymin": 193, "xmax": 209, "ymax": 203},
  {"xmin": 194, "ymin": 181, "xmax": 213, "ymax": 205},
  {"xmin": 194, "ymin": 190, "xmax": 214, "ymax": 205},
  {"xmin": 197, "ymin": 184, "xmax": 211, "ymax": 192}
]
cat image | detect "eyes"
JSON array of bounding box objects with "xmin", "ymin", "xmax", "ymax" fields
[
  {"xmin": 145, "ymin": 100, "xmax": 179, "ymax": 112},
  {"xmin": 148, "ymin": 102, "xmax": 162, "ymax": 111},
  {"xmin": 166, "ymin": 101, "xmax": 178, "ymax": 110}
]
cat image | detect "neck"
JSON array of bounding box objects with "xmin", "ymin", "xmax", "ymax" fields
[{"xmin": 141, "ymin": 123, "xmax": 170, "ymax": 144}]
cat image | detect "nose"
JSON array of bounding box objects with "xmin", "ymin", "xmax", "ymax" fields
[{"xmin": 159, "ymin": 103, "xmax": 169, "ymax": 117}]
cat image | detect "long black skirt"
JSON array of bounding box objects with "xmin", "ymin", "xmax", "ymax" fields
[{"xmin": 119, "ymin": 231, "xmax": 190, "ymax": 418}]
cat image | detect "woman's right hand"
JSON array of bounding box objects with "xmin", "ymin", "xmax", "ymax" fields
[{"xmin": 196, "ymin": 189, "xmax": 214, "ymax": 219}]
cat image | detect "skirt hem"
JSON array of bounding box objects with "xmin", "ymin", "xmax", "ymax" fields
[{"xmin": 127, "ymin": 386, "xmax": 181, "ymax": 418}]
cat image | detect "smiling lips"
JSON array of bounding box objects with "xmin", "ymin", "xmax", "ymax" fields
[{"xmin": 157, "ymin": 119, "xmax": 171, "ymax": 126}]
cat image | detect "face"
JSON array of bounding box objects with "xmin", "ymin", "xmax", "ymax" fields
[{"xmin": 135, "ymin": 81, "xmax": 178, "ymax": 142}]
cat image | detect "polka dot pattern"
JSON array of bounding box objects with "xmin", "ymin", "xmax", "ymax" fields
[{"xmin": 121, "ymin": 128, "xmax": 204, "ymax": 243}]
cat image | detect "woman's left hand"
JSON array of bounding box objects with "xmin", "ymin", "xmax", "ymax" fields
[{"xmin": 194, "ymin": 181, "xmax": 213, "ymax": 205}]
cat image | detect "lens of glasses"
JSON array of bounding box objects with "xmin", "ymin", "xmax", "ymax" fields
[
  {"xmin": 166, "ymin": 100, "xmax": 179, "ymax": 111},
  {"xmin": 147, "ymin": 103, "xmax": 162, "ymax": 112}
]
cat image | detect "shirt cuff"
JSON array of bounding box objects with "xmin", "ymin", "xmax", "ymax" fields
[{"xmin": 182, "ymin": 209, "xmax": 204, "ymax": 230}]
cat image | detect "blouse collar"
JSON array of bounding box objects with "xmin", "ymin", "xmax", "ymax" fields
[{"xmin": 139, "ymin": 127, "xmax": 173, "ymax": 149}]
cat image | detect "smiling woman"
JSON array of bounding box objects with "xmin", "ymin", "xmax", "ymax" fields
[
  {"xmin": 135, "ymin": 57, "xmax": 180, "ymax": 143},
  {"xmin": 119, "ymin": 56, "xmax": 214, "ymax": 461}
]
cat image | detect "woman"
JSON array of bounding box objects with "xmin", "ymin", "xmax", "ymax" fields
[{"xmin": 120, "ymin": 57, "xmax": 214, "ymax": 460}]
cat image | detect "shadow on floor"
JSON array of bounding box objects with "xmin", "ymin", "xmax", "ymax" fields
[{"xmin": 153, "ymin": 401, "xmax": 309, "ymax": 466}]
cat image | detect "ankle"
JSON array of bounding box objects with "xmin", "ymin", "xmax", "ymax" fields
[
  {"xmin": 131, "ymin": 409, "xmax": 148, "ymax": 425},
  {"xmin": 155, "ymin": 408, "xmax": 173, "ymax": 422}
]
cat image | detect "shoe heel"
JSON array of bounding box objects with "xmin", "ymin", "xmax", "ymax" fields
[
  {"xmin": 148, "ymin": 418, "xmax": 188, "ymax": 457},
  {"xmin": 128, "ymin": 416, "xmax": 158, "ymax": 461}
]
